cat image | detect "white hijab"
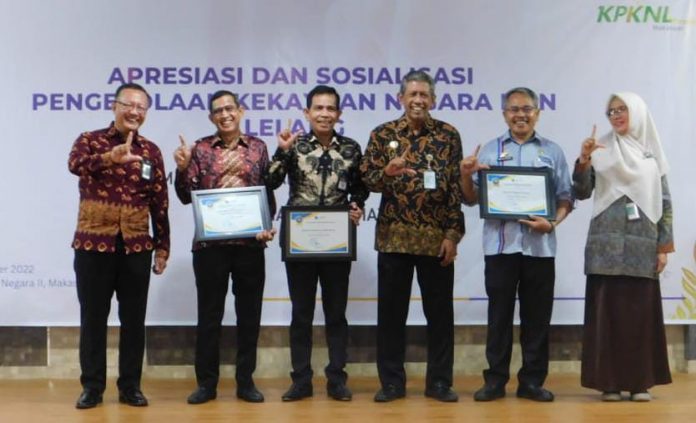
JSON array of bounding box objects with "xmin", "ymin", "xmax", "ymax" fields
[{"xmin": 590, "ymin": 92, "xmax": 669, "ymax": 223}]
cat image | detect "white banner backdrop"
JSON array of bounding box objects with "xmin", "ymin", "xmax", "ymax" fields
[{"xmin": 1, "ymin": 0, "xmax": 695, "ymax": 325}]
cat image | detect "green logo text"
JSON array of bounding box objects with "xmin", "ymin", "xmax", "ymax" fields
[{"xmin": 597, "ymin": 5, "xmax": 672, "ymax": 23}]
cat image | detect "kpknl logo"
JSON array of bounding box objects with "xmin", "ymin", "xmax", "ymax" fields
[{"xmin": 597, "ymin": 4, "xmax": 695, "ymax": 28}]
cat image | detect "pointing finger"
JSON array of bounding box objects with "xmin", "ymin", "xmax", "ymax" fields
[
  {"xmin": 290, "ymin": 130, "xmax": 302, "ymax": 141},
  {"xmin": 125, "ymin": 131, "xmax": 134, "ymax": 148},
  {"xmin": 178, "ymin": 134, "xmax": 187, "ymax": 147},
  {"xmin": 590, "ymin": 124, "xmax": 597, "ymax": 140},
  {"xmin": 473, "ymin": 144, "xmax": 481, "ymax": 157}
]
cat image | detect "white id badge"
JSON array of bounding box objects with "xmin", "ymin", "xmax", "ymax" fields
[
  {"xmin": 424, "ymin": 170, "xmax": 436, "ymax": 189},
  {"xmin": 337, "ymin": 177, "xmax": 348, "ymax": 191},
  {"xmin": 141, "ymin": 159, "xmax": 152, "ymax": 180},
  {"xmin": 626, "ymin": 202, "xmax": 640, "ymax": 220}
]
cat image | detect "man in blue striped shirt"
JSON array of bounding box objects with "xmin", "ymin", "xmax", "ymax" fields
[{"xmin": 460, "ymin": 87, "xmax": 572, "ymax": 403}]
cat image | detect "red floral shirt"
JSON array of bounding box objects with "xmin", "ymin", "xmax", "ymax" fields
[
  {"xmin": 68, "ymin": 123, "xmax": 170, "ymax": 256},
  {"xmin": 175, "ymin": 133, "xmax": 276, "ymax": 250}
]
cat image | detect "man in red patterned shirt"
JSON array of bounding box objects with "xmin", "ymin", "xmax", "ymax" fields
[
  {"xmin": 69, "ymin": 83, "xmax": 170, "ymax": 409},
  {"xmin": 174, "ymin": 90, "xmax": 276, "ymax": 405}
]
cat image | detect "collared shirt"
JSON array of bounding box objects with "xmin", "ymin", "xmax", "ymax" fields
[
  {"xmin": 175, "ymin": 133, "xmax": 276, "ymax": 250},
  {"xmin": 470, "ymin": 131, "xmax": 572, "ymax": 257},
  {"xmin": 267, "ymin": 131, "xmax": 369, "ymax": 207},
  {"xmin": 361, "ymin": 114, "xmax": 465, "ymax": 256},
  {"xmin": 68, "ymin": 123, "xmax": 170, "ymax": 256}
]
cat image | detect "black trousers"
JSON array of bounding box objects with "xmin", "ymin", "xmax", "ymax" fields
[
  {"xmin": 376, "ymin": 252, "xmax": 454, "ymax": 390},
  {"xmin": 74, "ymin": 241, "xmax": 152, "ymax": 393},
  {"xmin": 192, "ymin": 245, "xmax": 265, "ymax": 390},
  {"xmin": 285, "ymin": 260, "xmax": 351, "ymax": 386},
  {"xmin": 483, "ymin": 253, "xmax": 555, "ymax": 387}
]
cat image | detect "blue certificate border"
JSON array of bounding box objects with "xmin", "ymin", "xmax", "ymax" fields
[
  {"xmin": 280, "ymin": 205, "xmax": 356, "ymax": 262},
  {"xmin": 478, "ymin": 166, "xmax": 556, "ymax": 221}
]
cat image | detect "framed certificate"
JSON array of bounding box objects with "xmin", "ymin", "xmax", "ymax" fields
[
  {"xmin": 191, "ymin": 186, "xmax": 272, "ymax": 242},
  {"xmin": 281, "ymin": 205, "xmax": 356, "ymax": 261},
  {"xmin": 478, "ymin": 166, "xmax": 556, "ymax": 220}
]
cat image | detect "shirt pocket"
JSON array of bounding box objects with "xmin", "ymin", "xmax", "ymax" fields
[{"xmin": 535, "ymin": 154, "xmax": 554, "ymax": 168}]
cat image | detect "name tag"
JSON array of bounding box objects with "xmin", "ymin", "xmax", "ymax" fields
[
  {"xmin": 626, "ymin": 202, "xmax": 640, "ymax": 220},
  {"xmin": 424, "ymin": 170, "xmax": 436, "ymax": 189},
  {"xmin": 337, "ymin": 175, "xmax": 348, "ymax": 192},
  {"xmin": 141, "ymin": 159, "xmax": 152, "ymax": 180}
]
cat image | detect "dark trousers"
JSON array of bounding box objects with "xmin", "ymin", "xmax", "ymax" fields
[
  {"xmin": 192, "ymin": 245, "xmax": 265, "ymax": 390},
  {"xmin": 483, "ymin": 253, "xmax": 555, "ymax": 387},
  {"xmin": 74, "ymin": 242, "xmax": 152, "ymax": 393},
  {"xmin": 376, "ymin": 252, "xmax": 454, "ymax": 390},
  {"xmin": 285, "ymin": 261, "xmax": 351, "ymax": 386}
]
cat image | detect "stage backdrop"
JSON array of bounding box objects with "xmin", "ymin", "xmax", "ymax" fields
[{"xmin": 1, "ymin": 0, "xmax": 695, "ymax": 325}]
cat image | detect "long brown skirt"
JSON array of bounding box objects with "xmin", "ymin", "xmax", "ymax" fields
[{"xmin": 581, "ymin": 274, "xmax": 672, "ymax": 392}]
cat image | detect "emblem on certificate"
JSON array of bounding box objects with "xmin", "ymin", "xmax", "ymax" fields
[
  {"xmin": 190, "ymin": 186, "xmax": 272, "ymax": 242},
  {"xmin": 478, "ymin": 166, "xmax": 556, "ymax": 220},
  {"xmin": 281, "ymin": 205, "xmax": 357, "ymax": 261}
]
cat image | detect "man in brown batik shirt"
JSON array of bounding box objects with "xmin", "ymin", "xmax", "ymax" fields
[
  {"xmin": 361, "ymin": 70, "xmax": 464, "ymax": 403},
  {"xmin": 69, "ymin": 83, "xmax": 170, "ymax": 409}
]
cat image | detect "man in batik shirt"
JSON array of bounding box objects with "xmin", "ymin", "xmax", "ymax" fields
[
  {"xmin": 69, "ymin": 82, "xmax": 169, "ymax": 409},
  {"xmin": 360, "ymin": 70, "xmax": 464, "ymax": 403},
  {"xmin": 267, "ymin": 85, "xmax": 369, "ymax": 402},
  {"xmin": 174, "ymin": 90, "xmax": 276, "ymax": 405}
]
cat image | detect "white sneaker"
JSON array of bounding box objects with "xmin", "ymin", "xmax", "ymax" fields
[
  {"xmin": 601, "ymin": 391, "xmax": 621, "ymax": 402},
  {"xmin": 630, "ymin": 391, "xmax": 651, "ymax": 402}
]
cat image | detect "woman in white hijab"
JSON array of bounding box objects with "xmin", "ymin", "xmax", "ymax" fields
[{"xmin": 573, "ymin": 92, "xmax": 673, "ymax": 402}]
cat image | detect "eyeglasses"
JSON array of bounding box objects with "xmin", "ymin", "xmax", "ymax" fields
[
  {"xmin": 115, "ymin": 100, "xmax": 148, "ymax": 114},
  {"xmin": 211, "ymin": 105, "xmax": 239, "ymax": 116},
  {"xmin": 505, "ymin": 106, "xmax": 537, "ymax": 114},
  {"xmin": 606, "ymin": 105, "xmax": 628, "ymax": 118}
]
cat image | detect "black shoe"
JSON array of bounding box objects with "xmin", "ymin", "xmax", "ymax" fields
[
  {"xmin": 473, "ymin": 383, "xmax": 506, "ymax": 402},
  {"xmin": 75, "ymin": 389, "xmax": 103, "ymax": 409},
  {"xmin": 237, "ymin": 384, "xmax": 265, "ymax": 403},
  {"xmin": 425, "ymin": 382, "xmax": 459, "ymax": 402},
  {"xmin": 187, "ymin": 386, "xmax": 217, "ymax": 404},
  {"xmin": 374, "ymin": 384, "xmax": 406, "ymax": 402},
  {"xmin": 516, "ymin": 383, "xmax": 554, "ymax": 402},
  {"xmin": 282, "ymin": 383, "xmax": 313, "ymax": 401},
  {"xmin": 327, "ymin": 381, "xmax": 352, "ymax": 401},
  {"xmin": 118, "ymin": 388, "xmax": 149, "ymax": 407}
]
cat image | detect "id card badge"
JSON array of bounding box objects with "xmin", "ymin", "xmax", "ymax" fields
[
  {"xmin": 626, "ymin": 202, "xmax": 640, "ymax": 220},
  {"xmin": 337, "ymin": 173, "xmax": 348, "ymax": 192},
  {"xmin": 141, "ymin": 159, "xmax": 152, "ymax": 180},
  {"xmin": 424, "ymin": 170, "xmax": 436, "ymax": 189}
]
